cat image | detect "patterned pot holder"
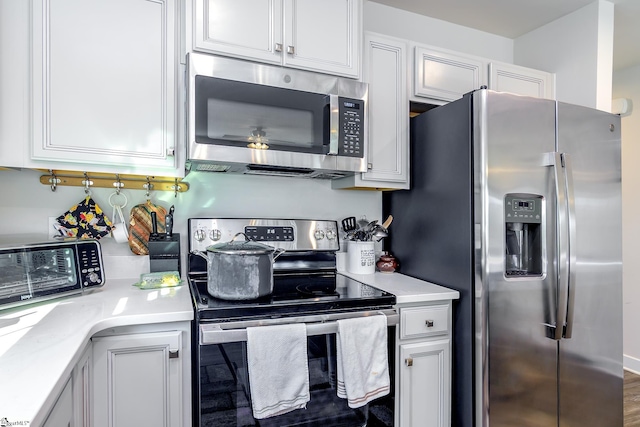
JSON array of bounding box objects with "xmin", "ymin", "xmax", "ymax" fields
[{"xmin": 55, "ymin": 196, "xmax": 114, "ymax": 239}]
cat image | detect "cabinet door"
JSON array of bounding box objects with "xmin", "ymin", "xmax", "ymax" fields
[
  {"xmin": 73, "ymin": 344, "xmax": 92, "ymax": 427},
  {"xmin": 283, "ymin": 0, "xmax": 360, "ymax": 77},
  {"xmin": 0, "ymin": 1, "xmax": 29, "ymax": 167},
  {"xmin": 43, "ymin": 378, "xmax": 74, "ymax": 427},
  {"xmin": 414, "ymin": 46, "xmax": 486, "ymax": 102},
  {"xmin": 333, "ymin": 33, "xmax": 407, "ymax": 190},
  {"xmin": 31, "ymin": 0, "xmax": 177, "ymax": 170},
  {"xmin": 489, "ymin": 62, "xmax": 556, "ymax": 99},
  {"xmin": 399, "ymin": 339, "xmax": 451, "ymax": 427},
  {"xmin": 92, "ymin": 331, "xmax": 182, "ymax": 427},
  {"xmin": 194, "ymin": 0, "xmax": 283, "ymax": 64}
]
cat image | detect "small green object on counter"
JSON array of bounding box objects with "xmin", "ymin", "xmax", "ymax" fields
[{"xmin": 133, "ymin": 271, "xmax": 182, "ymax": 289}]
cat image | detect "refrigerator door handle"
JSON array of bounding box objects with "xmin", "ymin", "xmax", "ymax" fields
[
  {"xmin": 561, "ymin": 153, "xmax": 577, "ymax": 339},
  {"xmin": 547, "ymin": 152, "xmax": 569, "ymax": 341}
]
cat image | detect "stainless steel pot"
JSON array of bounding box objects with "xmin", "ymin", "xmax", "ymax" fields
[{"xmin": 192, "ymin": 232, "xmax": 285, "ymax": 300}]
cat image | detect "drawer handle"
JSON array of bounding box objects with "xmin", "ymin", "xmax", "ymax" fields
[
  {"xmin": 426, "ymin": 319, "xmax": 435, "ymax": 328},
  {"xmin": 405, "ymin": 357, "xmax": 413, "ymax": 367}
]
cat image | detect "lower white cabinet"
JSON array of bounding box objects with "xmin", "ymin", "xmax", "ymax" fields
[
  {"xmin": 92, "ymin": 329, "xmax": 185, "ymax": 427},
  {"xmin": 399, "ymin": 340, "xmax": 451, "ymax": 427},
  {"xmin": 396, "ymin": 303, "xmax": 453, "ymax": 427},
  {"xmin": 43, "ymin": 378, "xmax": 74, "ymax": 427},
  {"xmin": 42, "ymin": 343, "xmax": 92, "ymax": 427}
]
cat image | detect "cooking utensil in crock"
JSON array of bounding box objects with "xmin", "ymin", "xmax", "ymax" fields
[
  {"xmin": 191, "ymin": 232, "xmax": 285, "ymax": 300},
  {"xmin": 342, "ymin": 216, "xmax": 357, "ymax": 232}
]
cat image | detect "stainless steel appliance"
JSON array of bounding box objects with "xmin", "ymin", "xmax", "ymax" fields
[
  {"xmin": 187, "ymin": 53, "xmax": 368, "ymax": 179},
  {"xmin": 0, "ymin": 238, "xmax": 104, "ymax": 310},
  {"xmin": 383, "ymin": 89, "xmax": 622, "ymax": 427},
  {"xmin": 187, "ymin": 218, "xmax": 397, "ymax": 426}
]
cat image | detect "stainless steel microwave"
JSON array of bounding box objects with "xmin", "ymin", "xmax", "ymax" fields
[
  {"xmin": 0, "ymin": 238, "xmax": 104, "ymax": 310},
  {"xmin": 186, "ymin": 53, "xmax": 368, "ymax": 179}
]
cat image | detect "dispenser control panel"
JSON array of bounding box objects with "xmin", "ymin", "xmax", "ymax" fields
[{"xmin": 505, "ymin": 196, "xmax": 542, "ymax": 223}]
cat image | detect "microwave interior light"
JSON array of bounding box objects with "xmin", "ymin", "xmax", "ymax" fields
[{"xmin": 247, "ymin": 128, "xmax": 269, "ymax": 149}]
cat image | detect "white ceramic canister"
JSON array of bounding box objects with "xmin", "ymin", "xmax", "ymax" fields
[{"xmin": 347, "ymin": 241, "xmax": 376, "ymax": 274}]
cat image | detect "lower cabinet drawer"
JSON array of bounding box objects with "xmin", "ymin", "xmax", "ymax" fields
[{"xmin": 400, "ymin": 304, "xmax": 449, "ymax": 339}]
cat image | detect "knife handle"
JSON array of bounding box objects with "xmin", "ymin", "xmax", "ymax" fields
[
  {"xmin": 165, "ymin": 214, "xmax": 173, "ymax": 239},
  {"xmin": 151, "ymin": 211, "xmax": 158, "ymax": 238}
]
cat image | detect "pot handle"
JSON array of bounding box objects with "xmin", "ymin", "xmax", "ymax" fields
[
  {"xmin": 273, "ymin": 247, "xmax": 286, "ymax": 260},
  {"xmin": 230, "ymin": 232, "xmax": 250, "ymax": 242},
  {"xmin": 190, "ymin": 250, "xmax": 208, "ymax": 261}
]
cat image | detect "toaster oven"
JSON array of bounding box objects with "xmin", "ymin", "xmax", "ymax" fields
[{"xmin": 0, "ymin": 239, "xmax": 104, "ymax": 310}]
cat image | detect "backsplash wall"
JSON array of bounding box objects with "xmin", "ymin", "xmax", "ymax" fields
[{"xmin": 0, "ymin": 168, "xmax": 382, "ymax": 247}]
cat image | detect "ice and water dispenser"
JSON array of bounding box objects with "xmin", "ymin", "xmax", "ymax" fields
[{"xmin": 504, "ymin": 194, "xmax": 543, "ymax": 277}]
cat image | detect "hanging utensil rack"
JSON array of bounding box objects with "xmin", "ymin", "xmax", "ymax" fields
[{"xmin": 38, "ymin": 169, "xmax": 189, "ymax": 195}]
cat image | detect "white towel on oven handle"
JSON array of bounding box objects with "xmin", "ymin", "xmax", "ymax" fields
[
  {"xmin": 246, "ymin": 323, "xmax": 310, "ymax": 419},
  {"xmin": 336, "ymin": 313, "xmax": 390, "ymax": 408}
]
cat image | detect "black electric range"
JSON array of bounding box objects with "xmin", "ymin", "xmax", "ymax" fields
[{"xmin": 187, "ymin": 218, "xmax": 395, "ymax": 322}]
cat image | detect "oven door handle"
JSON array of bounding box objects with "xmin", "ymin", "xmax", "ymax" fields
[{"xmin": 200, "ymin": 309, "xmax": 399, "ymax": 345}]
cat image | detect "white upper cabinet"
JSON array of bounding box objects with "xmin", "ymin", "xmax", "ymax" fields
[
  {"xmin": 30, "ymin": 0, "xmax": 181, "ymax": 175},
  {"xmin": 489, "ymin": 61, "xmax": 556, "ymax": 99},
  {"xmin": 194, "ymin": 0, "xmax": 361, "ymax": 78},
  {"xmin": 0, "ymin": 1, "xmax": 29, "ymax": 168},
  {"xmin": 413, "ymin": 45, "xmax": 487, "ymax": 103},
  {"xmin": 333, "ymin": 32, "xmax": 408, "ymax": 190}
]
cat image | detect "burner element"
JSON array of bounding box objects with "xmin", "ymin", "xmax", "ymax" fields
[{"xmin": 295, "ymin": 284, "xmax": 340, "ymax": 299}]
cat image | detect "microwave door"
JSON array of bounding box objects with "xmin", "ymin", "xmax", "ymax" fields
[{"xmin": 195, "ymin": 76, "xmax": 328, "ymax": 155}]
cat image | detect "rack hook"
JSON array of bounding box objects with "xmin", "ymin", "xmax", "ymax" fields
[
  {"xmin": 114, "ymin": 174, "xmax": 123, "ymax": 195},
  {"xmin": 49, "ymin": 169, "xmax": 58, "ymax": 192},
  {"xmin": 83, "ymin": 172, "xmax": 92, "ymax": 195},
  {"xmin": 144, "ymin": 176, "xmax": 152, "ymax": 201},
  {"xmin": 173, "ymin": 178, "xmax": 180, "ymax": 198}
]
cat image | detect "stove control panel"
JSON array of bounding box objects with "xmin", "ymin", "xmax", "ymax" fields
[
  {"xmin": 244, "ymin": 226, "xmax": 294, "ymax": 242},
  {"xmin": 189, "ymin": 218, "xmax": 340, "ymax": 252}
]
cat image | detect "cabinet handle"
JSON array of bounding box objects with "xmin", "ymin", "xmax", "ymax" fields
[
  {"xmin": 425, "ymin": 319, "xmax": 434, "ymax": 328},
  {"xmin": 169, "ymin": 350, "xmax": 179, "ymax": 359},
  {"xmin": 405, "ymin": 357, "xmax": 413, "ymax": 367},
  {"xmin": 286, "ymin": 45, "xmax": 295, "ymax": 55},
  {"xmin": 167, "ymin": 147, "xmax": 175, "ymax": 157},
  {"xmin": 275, "ymin": 43, "xmax": 283, "ymax": 52}
]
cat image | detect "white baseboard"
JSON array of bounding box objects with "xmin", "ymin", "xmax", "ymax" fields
[{"xmin": 624, "ymin": 354, "xmax": 640, "ymax": 374}]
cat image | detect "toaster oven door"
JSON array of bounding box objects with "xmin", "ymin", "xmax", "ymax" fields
[{"xmin": 0, "ymin": 241, "xmax": 104, "ymax": 309}]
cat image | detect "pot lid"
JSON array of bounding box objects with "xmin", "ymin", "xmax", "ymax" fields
[{"xmin": 206, "ymin": 233, "xmax": 276, "ymax": 255}]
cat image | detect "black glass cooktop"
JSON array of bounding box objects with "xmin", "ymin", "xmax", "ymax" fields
[{"xmin": 189, "ymin": 272, "xmax": 395, "ymax": 321}]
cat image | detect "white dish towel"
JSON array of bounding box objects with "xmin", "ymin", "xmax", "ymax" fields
[
  {"xmin": 336, "ymin": 314, "xmax": 390, "ymax": 408},
  {"xmin": 246, "ymin": 323, "xmax": 310, "ymax": 419}
]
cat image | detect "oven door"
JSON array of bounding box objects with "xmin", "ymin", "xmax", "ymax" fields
[{"xmin": 195, "ymin": 309, "xmax": 398, "ymax": 427}]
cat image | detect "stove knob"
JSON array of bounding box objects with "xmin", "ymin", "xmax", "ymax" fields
[
  {"xmin": 314, "ymin": 229, "xmax": 325, "ymax": 240},
  {"xmin": 194, "ymin": 229, "xmax": 206, "ymax": 242},
  {"xmin": 209, "ymin": 229, "xmax": 222, "ymax": 241},
  {"xmin": 325, "ymin": 229, "xmax": 337, "ymax": 240}
]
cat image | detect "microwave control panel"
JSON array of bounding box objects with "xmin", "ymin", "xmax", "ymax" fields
[{"xmin": 338, "ymin": 98, "xmax": 364, "ymax": 157}]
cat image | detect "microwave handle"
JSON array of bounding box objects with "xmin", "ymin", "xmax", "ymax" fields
[{"xmin": 328, "ymin": 94, "xmax": 339, "ymax": 155}]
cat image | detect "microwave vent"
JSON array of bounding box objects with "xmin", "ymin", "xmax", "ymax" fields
[{"xmin": 194, "ymin": 163, "xmax": 232, "ymax": 173}]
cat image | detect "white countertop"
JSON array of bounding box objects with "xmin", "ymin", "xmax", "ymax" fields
[
  {"xmin": 339, "ymin": 271, "xmax": 460, "ymax": 304},
  {"xmin": 0, "ymin": 277, "xmax": 193, "ymax": 426}
]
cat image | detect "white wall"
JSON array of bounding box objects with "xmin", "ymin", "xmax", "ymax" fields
[
  {"xmin": 0, "ymin": 169, "xmax": 382, "ymax": 274},
  {"xmin": 613, "ymin": 65, "xmax": 640, "ymax": 372},
  {"xmin": 514, "ymin": 0, "xmax": 614, "ymax": 111},
  {"xmin": 364, "ymin": 1, "xmax": 513, "ymax": 63}
]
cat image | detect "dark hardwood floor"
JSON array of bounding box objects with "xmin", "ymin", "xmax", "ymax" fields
[{"xmin": 625, "ymin": 370, "xmax": 640, "ymax": 426}]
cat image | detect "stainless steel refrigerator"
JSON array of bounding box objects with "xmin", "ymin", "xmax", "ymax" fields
[{"xmin": 383, "ymin": 89, "xmax": 622, "ymax": 427}]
